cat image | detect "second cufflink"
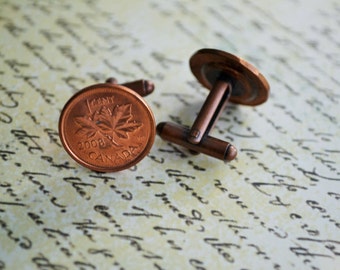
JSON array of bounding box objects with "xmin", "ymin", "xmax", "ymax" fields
[
  {"xmin": 157, "ymin": 48, "xmax": 270, "ymax": 162},
  {"xmin": 59, "ymin": 78, "xmax": 155, "ymax": 172}
]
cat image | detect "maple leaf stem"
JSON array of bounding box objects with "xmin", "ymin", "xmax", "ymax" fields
[{"xmin": 99, "ymin": 131, "xmax": 122, "ymax": 147}]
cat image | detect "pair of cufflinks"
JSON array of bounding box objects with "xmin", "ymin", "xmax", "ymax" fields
[{"xmin": 59, "ymin": 49, "xmax": 270, "ymax": 172}]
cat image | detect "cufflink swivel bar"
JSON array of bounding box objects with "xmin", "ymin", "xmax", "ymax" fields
[
  {"xmin": 105, "ymin": 77, "xmax": 154, "ymax": 97},
  {"xmin": 157, "ymin": 48, "xmax": 270, "ymax": 162}
]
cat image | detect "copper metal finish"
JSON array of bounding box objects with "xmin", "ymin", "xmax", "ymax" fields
[
  {"xmin": 190, "ymin": 49, "xmax": 270, "ymax": 106},
  {"xmin": 106, "ymin": 77, "xmax": 154, "ymax": 97},
  {"xmin": 59, "ymin": 82, "xmax": 155, "ymax": 172},
  {"xmin": 188, "ymin": 49, "xmax": 270, "ymax": 144},
  {"xmin": 157, "ymin": 48, "xmax": 270, "ymax": 162},
  {"xmin": 157, "ymin": 122, "xmax": 237, "ymax": 162},
  {"xmin": 188, "ymin": 80, "xmax": 231, "ymax": 144}
]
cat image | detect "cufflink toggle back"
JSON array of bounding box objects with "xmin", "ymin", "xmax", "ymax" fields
[{"xmin": 157, "ymin": 48, "xmax": 270, "ymax": 162}]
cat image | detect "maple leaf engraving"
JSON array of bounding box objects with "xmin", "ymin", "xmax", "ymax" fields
[
  {"xmin": 112, "ymin": 104, "xmax": 142, "ymax": 138},
  {"xmin": 74, "ymin": 116, "xmax": 97, "ymax": 138},
  {"xmin": 74, "ymin": 103, "xmax": 142, "ymax": 147}
]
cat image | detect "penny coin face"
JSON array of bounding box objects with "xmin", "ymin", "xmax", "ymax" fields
[{"xmin": 59, "ymin": 83, "xmax": 155, "ymax": 172}]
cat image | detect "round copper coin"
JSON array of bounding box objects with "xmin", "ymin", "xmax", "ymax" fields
[
  {"xmin": 190, "ymin": 48, "xmax": 270, "ymax": 106},
  {"xmin": 59, "ymin": 83, "xmax": 155, "ymax": 172}
]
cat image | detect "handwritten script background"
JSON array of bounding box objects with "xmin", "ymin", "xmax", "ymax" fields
[{"xmin": 0, "ymin": 0, "xmax": 339, "ymax": 269}]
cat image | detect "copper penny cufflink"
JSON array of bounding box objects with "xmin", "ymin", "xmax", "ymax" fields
[
  {"xmin": 59, "ymin": 49, "xmax": 269, "ymax": 171},
  {"xmin": 157, "ymin": 48, "xmax": 270, "ymax": 162},
  {"xmin": 59, "ymin": 78, "xmax": 155, "ymax": 172}
]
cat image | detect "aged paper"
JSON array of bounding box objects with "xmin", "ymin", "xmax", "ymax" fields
[{"xmin": 0, "ymin": 0, "xmax": 339, "ymax": 269}]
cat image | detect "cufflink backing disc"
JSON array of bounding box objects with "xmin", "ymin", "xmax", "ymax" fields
[
  {"xmin": 59, "ymin": 83, "xmax": 155, "ymax": 172},
  {"xmin": 190, "ymin": 48, "xmax": 269, "ymax": 106}
]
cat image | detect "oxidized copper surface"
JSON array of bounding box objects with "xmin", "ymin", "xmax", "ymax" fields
[
  {"xmin": 190, "ymin": 48, "xmax": 270, "ymax": 106},
  {"xmin": 157, "ymin": 122, "xmax": 237, "ymax": 162},
  {"xmin": 156, "ymin": 49, "xmax": 270, "ymax": 162},
  {"xmin": 59, "ymin": 83, "xmax": 155, "ymax": 172}
]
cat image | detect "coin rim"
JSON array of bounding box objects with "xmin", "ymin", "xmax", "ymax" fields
[
  {"xmin": 189, "ymin": 48, "xmax": 270, "ymax": 106},
  {"xmin": 59, "ymin": 83, "xmax": 155, "ymax": 172}
]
